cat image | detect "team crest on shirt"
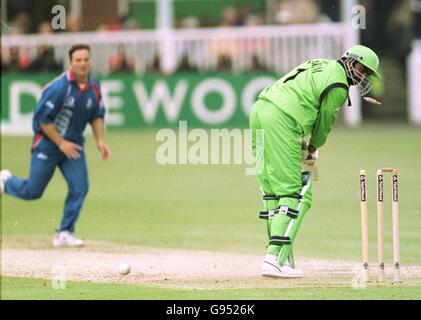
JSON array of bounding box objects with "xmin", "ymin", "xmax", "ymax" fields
[
  {"xmin": 63, "ymin": 96, "xmax": 75, "ymax": 108},
  {"xmin": 86, "ymin": 98, "xmax": 93, "ymax": 109}
]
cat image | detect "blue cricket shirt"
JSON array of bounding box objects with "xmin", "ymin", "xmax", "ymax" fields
[{"xmin": 32, "ymin": 70, "xmax": 105, "ymax": 149}]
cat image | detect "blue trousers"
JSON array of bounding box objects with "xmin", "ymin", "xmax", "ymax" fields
[{"xmin": 5, "ymin": 144, "xmax": 89, "ymax": 233}]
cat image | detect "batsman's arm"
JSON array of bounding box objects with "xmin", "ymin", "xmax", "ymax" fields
[{"xmin": 309, "ymin": 88, "xmax": 348, "ymax": 150}]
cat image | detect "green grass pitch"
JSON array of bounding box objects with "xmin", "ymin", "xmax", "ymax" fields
[{"xmin": 2, "ymin": 124, "xmax": 421, "ymax": 299}]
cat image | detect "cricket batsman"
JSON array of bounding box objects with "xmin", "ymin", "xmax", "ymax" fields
[
  {"xmin": 250, "ymin": 45, "xmax": 381, "ymax": 277},
  {"xmin": 0, "ymin": 44, "xmax": 111, "ymax": 247}
]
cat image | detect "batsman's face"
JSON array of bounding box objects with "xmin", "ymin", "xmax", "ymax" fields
[
  {"xmin": 354, "ymin": 62, "xmax": 372, "ymax": 82},
  {"xmin": 70, "ymin": 49, "xmax": 91, "ymax": 79}
]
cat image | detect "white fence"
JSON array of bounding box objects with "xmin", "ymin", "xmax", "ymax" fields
[
  {"xmin": 2, "ymin": 30, "xmax": 159, "ymax": 75},
  {"xmin": 2, "ymin": 23, "xmax": 355, "ymax": 75},
  {"xmin": 1, "ymin": 23, "xmax": 361, "ymax": 126}
]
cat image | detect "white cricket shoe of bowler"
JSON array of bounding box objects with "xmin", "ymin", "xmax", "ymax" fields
[
  {"xmin": 261, "ymin": 253, "xmax": 303, "ymax": 278},
  {"xmin": 0, "ymin": 170, "xmax": 12, "ymax": 196},
  {"xmin": 53, "ymin": 230, "xmax": 84, "ymax": 247}
]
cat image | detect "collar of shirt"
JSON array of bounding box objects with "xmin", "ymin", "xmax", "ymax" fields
[
  {"xmin": 67, "ymin": 69, "xmax": 95, "ymax": 93},
  {"xmin": 336, "ymin": 60, "xmax": 352, "ymax": 107},
  {"xmin": 336, "ymin": 59, "xmax": 353, "ymax": 87}
]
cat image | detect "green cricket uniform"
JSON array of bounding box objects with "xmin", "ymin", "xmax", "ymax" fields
[{"xmin": 250, "ymin": 59, "xmax": 349, "ymax": 265}]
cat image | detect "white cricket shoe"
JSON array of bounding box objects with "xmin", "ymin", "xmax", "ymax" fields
[
  {"xmin": 0, "ymin": 170, "xmax": 12, "ymax": 196},
  {"xmin": 261, "ymin": 253, "xmax": 303, "ymax": 278},
  {"xmin": 53, "ymin": 231, "xmax": 84, "ymax": 247}
]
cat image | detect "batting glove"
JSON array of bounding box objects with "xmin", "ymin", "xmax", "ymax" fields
[{"xmin": 303, "ymin": 149, "xmax": 319, "ymax": 166}]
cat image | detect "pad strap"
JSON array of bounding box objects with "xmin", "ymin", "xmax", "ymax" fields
[
  {"xmin": 259, "ymin": 206, "xmax": 299, "ymax": 220},
  {"xmin": 269, "ymin": 236, "xmax": 292, "ymax": 246},
  {"xmin": 263, "ymin": 195, "xmax": 280, "ymax": 200},
  {"xmin": 260, "ymin": 172, "xmax": 312, "ymax": 220},
  {"xmin": 263, "ymin": 194, "xmax": 302, "ymax": 201},
  {"xmin": 278, "ymin": 205, "xmax": 299, "ymax": 219},
  {"xmin": 259, "ymin": 210, "xmax": 277, "ymax": 219}
]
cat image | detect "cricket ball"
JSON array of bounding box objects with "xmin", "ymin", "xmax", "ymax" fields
[{"xmin": 118, "ymin": 262, "xmax": 131, "ymax": 275}]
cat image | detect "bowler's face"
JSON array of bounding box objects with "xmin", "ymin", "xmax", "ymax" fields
[{"xmin": 70, "ymin": 49, "xmax": 91, "ymax": 79}]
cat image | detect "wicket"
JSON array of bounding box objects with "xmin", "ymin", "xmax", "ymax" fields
[{"xmin": 359, "ymin": 168, "xmax": 400, "ymax": 283}]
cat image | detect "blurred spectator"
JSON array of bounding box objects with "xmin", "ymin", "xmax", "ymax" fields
[
  {"xmin": 236, "ymin": 3, "xmax": 253, "ymax": 26},
  {"xmin": 250, "ymin": 55, "xmax": 268, "ymax": 72},
  {"xmin": 123, "ymin": 16, "xmax": 141, "ymax": 30},
  {"xmin": 216, "ymin": 54, "xmax": 232, "ymax": 72},
  {"xmin": 5, "ymin": 24, "xmax": 24, "ymax": 36},
  {"xmin": 109, "ymin": 45, "xmax": 136, "ymax": 72},
  {"xmin": 11, "ymin": 12, "xmax": 32, "ymax": 33},
  {"xmin": 27, "ymin": 45, "xmax": 61, "ymax": 72},
  {"xmin": 96, "ymin": 24, "xmax": 109, "ymax": 32},
  {"xmin": 181, "ymin": 16, "xmax": 200, "ymax": 29},
  {"xmin": 175, "ymin": 15, "xmax": 184, "ymax": 29},
  {"xmin": 66, "ymin": 13, "xmax": 81, "ymax": 32},
  {"xmin": 108, "ymin": 15, "xmax": 141, "ymax": 31},
  {"xmin": 37, "ymin": 21, "xmax": 53, "ymax": 34},
  {"xmin": 176, "ymin": 54, "xmax": 198, "ymax": 72},
  {"xmin": 244, "ymin": 14, "xmax": 264, "ymax": 26},
  {"xmin": 2, "ymin": 46, "xmax": 30, "ymax": 72},
  {"xmin": 214, "ymin": 6, "xmax": 241, "ymax": 71},
  {"xmin": 219, "ymin": 6, "xmax": 238, "ymax": 27},
  {"xmin": 199, "ymin": 15, "xmax": 213, "ymax": 28},
  {"xmin": 275, "ymin": 0, "xmax": 319, "ymax": 24},
  {"xmin": 0, "ymin": 49, "xmax": 12, "ymax": 72},
  {"xmin": 25, "ymin": 21, "xmax": 62, "ymax": 72},
  {"xmin": 146, "ymin": 54, "xmax": 161, "ymax": 73},
  {"xmin": 175, "ymin": 15, "xmax": 200, "ymax": 29},
  {"xmin": 108, "ymin": 16, "xmax": 124, "ymax": 31}
]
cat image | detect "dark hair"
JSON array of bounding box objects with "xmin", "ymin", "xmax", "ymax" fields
[{"xmin": 68, "ymin": 44, "xmax": 91, "ymax": 60}]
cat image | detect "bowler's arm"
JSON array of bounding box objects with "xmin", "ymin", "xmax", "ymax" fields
[
  {"xmin": 40, "ymin": 123, "xmax": 83, "ymax": 159},
  {"xmin": 90, "ymin": 118, "xmax": 111, "ymax": 160}
]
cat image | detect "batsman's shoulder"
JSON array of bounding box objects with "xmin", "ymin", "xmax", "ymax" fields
[{"xmin": 323, "ymin": 62, "xmax": 348, "ymax": 88}]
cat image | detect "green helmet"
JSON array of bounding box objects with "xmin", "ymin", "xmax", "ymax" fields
[
  {"xmin": 343, "ymin": 45, "xmax": 381, "ymax": 78},
  {"xmin": 341, "ymin": 45, "xmax": 381, "ymax": 96}
]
